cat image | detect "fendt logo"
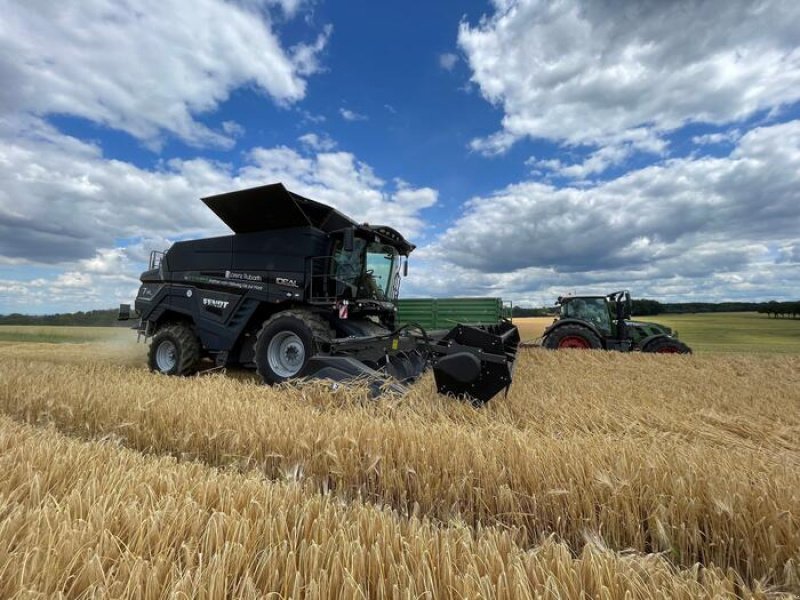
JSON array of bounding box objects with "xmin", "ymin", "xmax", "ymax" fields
[{"xmin": 203, "ymin": 298, "xmax": 229, "ymax": 309}]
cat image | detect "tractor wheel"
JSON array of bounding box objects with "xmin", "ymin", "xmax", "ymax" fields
[
  {"xmin": 148, "ymin": 323, "xmax": 201, "ymax": 375},
  {"xmin": 543, "ymin": 325, "xmax": 602, "ymax": 350},
  {"xmin": 254, "ymin": 310, "xmax": 333, "ymax": 384},
  {"xmin": 642, "ymin": 337, "xmax": 691, "ymax": 354}
]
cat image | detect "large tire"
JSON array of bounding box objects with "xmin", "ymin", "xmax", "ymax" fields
[
  {"xmin": 254, "ymin": 310, "xmax": 333, "ymax": 385},
  {"xmin": 148, "ymin": 323, "xmax": 201, "ymax": 375},
  {"xmin": 642, "ymin": 337, "xmax": 692, "ymax": 354},
  {"xmin": 543, "ymin": 324, "xmax": 602, "ymax": 350}
]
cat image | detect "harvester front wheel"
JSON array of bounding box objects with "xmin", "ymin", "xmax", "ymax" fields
[
  {"xmin": 642, "ymin": 337, "xmax": 691, "ymax": 354},
  {"xmin": 254, "ymin": 311, "xmax": 332, "ymax": 384},
  {"xmin": 148, "ymin": 323, "xmax": 201, "ymax": 375},
  {"xmin": 543, "ymin": 325, "xmax": 601, "ymax": 350}
]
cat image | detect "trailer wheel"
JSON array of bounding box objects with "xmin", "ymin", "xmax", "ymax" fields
[
  {"xmin": 543, "ymin": 324, "xmax": 602, "ymax": 350},
  {"xmin": 148, "ymin": 323, "xmax": 201, "ymax": 375},
  {"xmin": 642, "ymin": 337, "xmax": 691, "ymax": 354},
  {"xmin": 254, "ymin": 310, "xmax": 332, "ymax": 384}
]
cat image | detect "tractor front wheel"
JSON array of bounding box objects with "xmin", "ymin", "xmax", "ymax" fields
[
  {"xmin": 642, "ymin": 337, "xmax": 691, "ymax": 354},
  {"xmin": 543, "ymin": 325, "xmax": 602, "ymax": 350}
]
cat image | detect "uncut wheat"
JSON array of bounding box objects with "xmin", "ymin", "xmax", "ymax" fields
[
  {"xmin": 0, "ymin": 416, "xmax": 771, "ymax": 599},
  {"xmin": 0, "ymin": 348, "xmax": 798, "ymax": 590}
]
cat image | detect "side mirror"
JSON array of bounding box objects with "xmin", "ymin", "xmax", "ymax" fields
[
  {"xmin": 118, "ymin": 304, "xmax": 131, "ymax": 321},
  {"xmin": 343, "ymin": 228, "xmax": 354, "ymax": 252},
  {"xmin": 403, "ymin": 258, "xmax": 408, "ymax": 277}
]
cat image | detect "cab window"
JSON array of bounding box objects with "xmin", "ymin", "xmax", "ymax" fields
[{"xmin": 563, "ymin": 298, "xmax": 611, "ymax": 333}]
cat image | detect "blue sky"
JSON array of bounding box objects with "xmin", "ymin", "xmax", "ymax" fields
[{"xmin": 1, "ymin": 0, "xmax": 799, "ymax": 313}]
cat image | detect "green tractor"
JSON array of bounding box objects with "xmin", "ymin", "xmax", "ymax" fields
[{"xmin": 542, "ymin": 291, "xmax": 691, "ymax": 353}]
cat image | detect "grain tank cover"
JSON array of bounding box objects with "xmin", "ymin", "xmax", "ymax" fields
[{"xmin": 202, "ymin": 183, "xmax": 356, "ymax": 234}]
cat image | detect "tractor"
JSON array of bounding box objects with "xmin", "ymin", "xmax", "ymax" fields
[
  {"xmin": 119, "ymin": 183, "xmax": 520, "ymax": 405},
  {"xmin": 541, "ymin": 291, "xmax": 691, "ymax": 353}
]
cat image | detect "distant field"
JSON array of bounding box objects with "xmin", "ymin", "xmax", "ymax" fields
[
  {"xmin": 0, "ymin": 325, "xmax": 130, "ymax": 344},
  {"xmin": 647, "ymin": 312, "xmax": 800, "ymax": 353},
  {"xmin": 514, "ymin": 311, "xmax": 800, "ymax": 353},
  {"xmin": 3, "ymin": 312, "xmax": 798, "ymax": 353},
  {"xmin": 513, "ymin": 315, "xmax": 554, "ymax": 341}
]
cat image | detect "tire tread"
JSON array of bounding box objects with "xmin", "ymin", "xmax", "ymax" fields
[
  {"xmin": 543, "ymin": 324, "xmax": 602, "ymax": 350},
  {"xmin": 254, "ymin": 309, "xmax": 334, "ymax": 384},
  {"xmin": 148, "ymin": 322, "xmax": 202, "ymax": 375}
]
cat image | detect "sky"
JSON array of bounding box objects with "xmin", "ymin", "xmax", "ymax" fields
[{"xmin": 1, "ymin": 0, "xmax": 799, "ymax": 314}]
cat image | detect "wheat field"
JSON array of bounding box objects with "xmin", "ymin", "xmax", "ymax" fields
[{"xmin": 0, "ymin": 329, "xmax": 798, "ymax": 597}]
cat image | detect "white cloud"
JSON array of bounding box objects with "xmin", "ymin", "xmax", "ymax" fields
[
  {"xmin": 0, "ymin": 120, "xmax": 437, "ymax": 312},
  {"xmin": 777, "ymin": 243, "xmax": 800, "ymax": 263},
  {"xmin": 533, "ymin": 144, "xmax": 633, "ymax": 179},
  {"xmin": 418, "ymin": 120, "xmax": 800, "ymax": 303},
  {"xmin": 468, "ymin": 130, "xmax": 517, "ymax": 157},
  {"xmin": 0, "ymin": 0, "xmax": 330, "ymax": 148},
  {"xmin": 55, "ymin": 272, "xmax": 93, "ymax": 288},
  {"xmin": 264, "ymin": 0, "xmax": 307, "ymax": 19},
  {"xmin": 241, "ymin": 148, "xmax": 437, "ymax": 236},
  {"xmin": 298, "ymin": 132, "xmax": 337, "ymax": 152},
  {"xmin": 340, "ymin": 108, "xmax": 368, "ymax": 122},
  {"xmin": 459, "ymin": 0, "xmax": 800, "ymax": 158},
  {"xmin": 439, "ymin": 52, "xmax": 459, "ymax": 71},
  {"xmin": 692, "ymin": 130, "xmax": 742, "ymax": 146},
  {"xmin": 529, "ymin": 132, "xmax": 669, "ymax": 180},
  {"xmin": 299, "ymin": 110, "xmax": 326, "ymax": 124},
  {"xmin": 291, "ymin": 24, "xmax": 333, "ymax": 76},
  {"xmin": 221, "ymin": 121, "xmax": 246, "ymax": 138}
]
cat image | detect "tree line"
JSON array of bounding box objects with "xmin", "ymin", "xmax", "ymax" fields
[
  {"xmin": 757, "ymin": 301, "xmax": 800, "ymax": 319},
  {"xmin": 637, "ymin": 300, "xmax": 800, "ymax": 317},
  {"xmin": 2, "ymin": 300, "xmax": 798, "ymax": 326}
]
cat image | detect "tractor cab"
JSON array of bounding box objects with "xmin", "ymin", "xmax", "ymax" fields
[
  {"xmin": 561, "ymin": 296, "xmax": 614, "ymax": 334},
  {"xmin": 559, "ymin": 291, "xmax": 631, "ymax": 341}
]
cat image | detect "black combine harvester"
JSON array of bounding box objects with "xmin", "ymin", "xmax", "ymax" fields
[{"xmin": 120, "ymin": 183, "xmax": 520, "ymax": 405}]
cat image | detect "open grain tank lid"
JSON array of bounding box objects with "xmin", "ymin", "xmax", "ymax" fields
[{"xmin": 202, "ymin": 182, "xmax": 356, "ymax": 234}]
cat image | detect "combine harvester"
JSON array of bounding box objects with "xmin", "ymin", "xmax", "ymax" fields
[{"xmin": 120, "ymin": 183, "xmax": 520, "ymax": 405}]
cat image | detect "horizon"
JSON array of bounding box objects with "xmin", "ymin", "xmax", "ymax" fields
[
  {"xmin": 1, "ymin": 298, "xmax": 797, "ymax": 319},
  {"xmin": 1, "ymin": 0, "xmax": 799, "ymax": 314}
]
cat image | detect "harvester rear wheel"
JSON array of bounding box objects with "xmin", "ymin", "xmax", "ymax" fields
[
  {"xmin": 254, "ymin": 310, "xmax": 333, "ymax": 384},
  {"xmin": 642, "ymin": 337, "xmax": 691, "ymax": 354},
  {"xmin": 543, "ymin": 325, "xmax": 601, "ymax": 350},
  {"xmin": 148, "ymin": 323, "xmax": 201, "ymax": 375}
]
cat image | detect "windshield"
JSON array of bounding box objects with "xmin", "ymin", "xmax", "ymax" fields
[
  {"xmin": 562, "ymin": 297, "xmax": 612, "ymax": 332},
  {"xmin": 331, "ymin": 239, "xmax": 401, "ymax": 301},
  {"xmin": 362, "ymin": 243, "xmax": 400, "ymax": 300},
  {"xmin": 332, "ymin": 238, "xmax": 365, "ymax": 288}
]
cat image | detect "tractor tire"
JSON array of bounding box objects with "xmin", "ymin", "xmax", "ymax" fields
[
  {"xmin": 148, "ymin": 323, "xmax": 202, "ymax": 375},
  {"xmin": 642, "ymin": 337, "xmax": 691, "ymax": 354},
  {"xmin": 543, "ymin": 324, "xmax": 602, "ymax": 350},
  {"xmin": 254, "ymin": 310, "xmax": 333, "ymax": 385}
]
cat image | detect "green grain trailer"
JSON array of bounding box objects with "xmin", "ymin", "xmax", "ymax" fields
[{"xmin": 396, "ymin": 298, "xmax": 511, "ymax": 331}]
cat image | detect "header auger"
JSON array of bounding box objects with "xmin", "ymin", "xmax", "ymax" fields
[{"xmin": 120, "ymin": 183, "xmax": 520, "ymax": 405}]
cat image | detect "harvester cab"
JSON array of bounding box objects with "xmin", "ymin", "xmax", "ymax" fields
[
  {"xmin": 543, "ymin": 290, "xmax": 690, "ymax": 353},
  {"xmin": 121, "ymin": 183, "xmax": 520, "ymax": 405}
]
